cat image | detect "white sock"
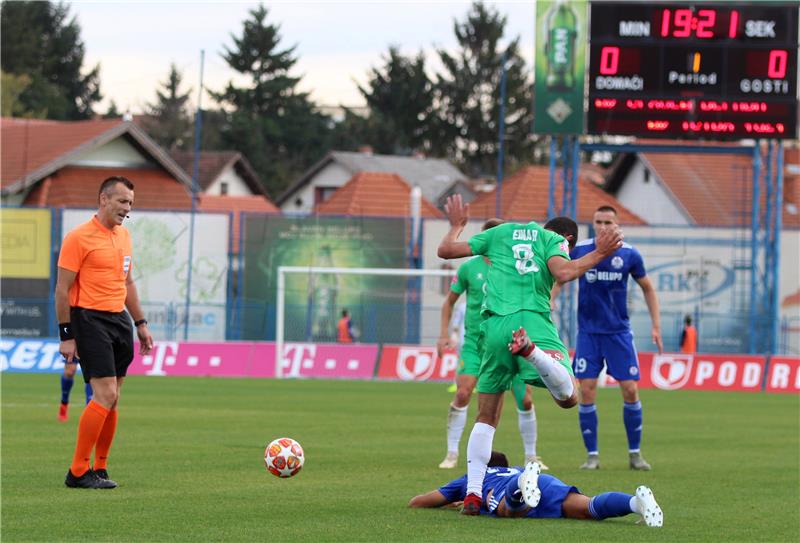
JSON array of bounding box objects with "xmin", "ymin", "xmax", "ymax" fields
[
  {"xmin": 630, "ymin": 496, "xmax": 642, "ymax": 514},
  {"xmin": 466, "ymin": 422, "xmax": 495, "ymax": 497},
  {"xmin": 446, "ymin": 403, "xmax": 468, "ymax": 454},
  {"xmin": 523, "ymin": 347, "xmax": 574, "ymax": 401},
  {"xmin": 517, "ymin": 408, "xmax": 537, "ymax": 456}
]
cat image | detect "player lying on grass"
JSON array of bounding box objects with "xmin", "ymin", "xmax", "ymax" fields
[{"xmin": 408, "ymin": 452, "xmax": 663, "ymax": 527}]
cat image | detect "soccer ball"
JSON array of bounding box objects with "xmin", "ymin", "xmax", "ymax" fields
[{"xmin": 264, "ymin": 437, "xmax": 305, "ymax": 478}]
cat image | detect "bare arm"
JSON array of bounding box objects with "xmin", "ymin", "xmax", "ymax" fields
[
  {"xmin": 408, "ymin": 490, "xmax": 452, "ymax": 508},
  {"xmin": 125, "ymin": 275, "xmax": 154, "ymax": 355},
  {"xmin": 635, "ymin": 275, "xmax": 663, "ymax": 354},
  {"xmin": 547, "ymin": 226, "xmax": 623, "ymax": 284},
  {"xmin": 55, "ymin": 267, "xmax": 78, "ymax": 363},
  {"xmin": 437, "ymin": 195, "xmax": 474, "ymax": 260},
  {"xmin": 550, "ymin": 283, "xmax": 562, "ymax": 311},
  {"xmin": 437, "ymin": 291, "xmax": 461, "ymax": 356}
]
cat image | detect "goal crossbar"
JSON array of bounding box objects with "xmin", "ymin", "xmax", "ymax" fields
[{"xmin": 275, "ymin": 266, "xmax": 456, "ymax": 378}]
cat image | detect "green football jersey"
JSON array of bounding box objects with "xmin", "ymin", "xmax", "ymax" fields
[
  {"xmin": 450, "ymin": 256, "xmax": 488, "ymax": 339},
  {"xmin": 467, "ymin": 221, "xmax": 570, "ymax": 315}
]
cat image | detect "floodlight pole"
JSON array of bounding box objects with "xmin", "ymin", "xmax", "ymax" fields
[
  {"xmin": 184, "ymin": 49, "xmax": 204, "ymax": 340},
  {"xmin": 495, "ymin": 51, "xmax": 508, "ymax": 218}
]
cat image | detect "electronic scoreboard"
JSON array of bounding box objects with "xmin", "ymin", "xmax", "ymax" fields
[{"xmin": 587, "ymin": 3, "xmax": 799, "ymax": 139}]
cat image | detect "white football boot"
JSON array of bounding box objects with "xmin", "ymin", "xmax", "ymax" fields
[
  {"xmin": 519, "ymin": 461, "xmax": 542, "ymax": 508},
  {"xmin": 635, "ymin": 485, "xmax": 663, "ymax": 528}
]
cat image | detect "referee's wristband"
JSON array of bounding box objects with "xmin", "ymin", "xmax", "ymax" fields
[{"xmin": 59, "ymin": 323, "xmax": 74, "ymax": 341}]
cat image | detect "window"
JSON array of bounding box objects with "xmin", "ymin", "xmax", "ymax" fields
[
  {"xmin": 220, "ymin": 181, "xmax": 229, "ymax": 195},
  {"xmin": 314, "ymin": 186, "xmax": 338, "ymax": 204}
]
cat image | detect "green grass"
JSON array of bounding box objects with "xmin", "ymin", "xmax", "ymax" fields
[{"xmin": 2, "ymin": 374, "xmax": 798, "ymax": 542}]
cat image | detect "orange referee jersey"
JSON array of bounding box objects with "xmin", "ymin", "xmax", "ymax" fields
[{"xmin": 57, "ymin": 216, "xmax": 133, "ymax": 312}]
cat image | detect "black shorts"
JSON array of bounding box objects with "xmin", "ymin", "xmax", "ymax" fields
[{"xmin": 71, "ymin": 307, "xmax": 134, "ymax": 384}]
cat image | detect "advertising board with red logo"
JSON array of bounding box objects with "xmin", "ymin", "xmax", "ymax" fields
[
  {"xmin": 764, "ymin": 356, "xmax": 800, "ymax": 394},
  {"xmin": 376, "ymin": 345, "xmax": 459, "ymax": 382},
  {"xmin": 600, "ymin": 353, "xmax": 768, "ymax": 392}
]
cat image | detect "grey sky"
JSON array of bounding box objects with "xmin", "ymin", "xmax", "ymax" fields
[{"xmin": 69, "ymin": 1, "xmax": 537, "ymax": 114}]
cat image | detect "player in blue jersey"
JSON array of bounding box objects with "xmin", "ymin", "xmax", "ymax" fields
[
  {"xmin": 569, "ymin": 206, "xmax": 663, "ymax": 470},
  {"xmin": 409, "ymin": 453, "xmax": 663, "ymax": 527},
  {"xmin": 58, "ymin": 358, "xmax": 93, "ymax": 421}
]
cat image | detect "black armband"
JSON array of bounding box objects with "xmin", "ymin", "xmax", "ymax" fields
[
  {"xmin": 134, "ymin": 319, "xmax": 148, "ymax": 327},
  {"xmin": 59, "ymin": 323, "xmax": 74, "ymax": 341}
]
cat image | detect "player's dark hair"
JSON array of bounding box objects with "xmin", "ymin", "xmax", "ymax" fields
[
  {"xmin": 99, "ymin": 176, "xmax": 134, "ymax": 196},
  {"xmin": 596, "ymin": 205, "xmax": 617, "ymax": 215},
  {"xmin": 482, "ymin": 218, "xmax": 504, "ymax": 231},
  {"xmin": 544, "ymin": 216, "xmax": 578, "ymax": 249},
  {"xmin": 487, "ymin": 451, "xmax": 509, "ymax": 468},
  {"xmin": 684, "ymin": 315, "xmax": 692, "ymax": 325},
  {"xmin": 341, "ymin": 309, "xmax": 349, "ymax": 317}
]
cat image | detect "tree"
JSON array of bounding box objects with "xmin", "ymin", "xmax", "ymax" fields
[
  {"xmin": 357, "ymin": 46, "xmax": 432, "ymax": 154},
  {"xmin": 103, "ymin": 100, "xmax": 120, "ymax": 119},
  {"xmin": 212, "ymin": 5, "xmax": 331, "ymax": 197},
  {"xmin": 143, "ymin": 64, "xmax": 192, "ymax": 150},
  {"xmin": 1, "ymin": 71, "xmax": 36, "ymax": 117},
  {"xmin": 432, "ymin": 2, "xmax": 540, "ymax": 177},
  {"xmin": 0, "ymin": 1, "xmax": 101, "ymax": 119}
]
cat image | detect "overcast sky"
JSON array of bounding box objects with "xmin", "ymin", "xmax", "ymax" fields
[{"xmin": 69, "ymin": 1, "xmax": 538, "ymax": 115}]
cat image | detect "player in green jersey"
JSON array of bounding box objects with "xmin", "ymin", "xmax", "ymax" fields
[
  {"xmin": 437, "ymin": 219, "xmax": 547, "ymax": 470},
  {"xmin": 437, "ymin": 194, "xmax": 623, "ymax": 516}
]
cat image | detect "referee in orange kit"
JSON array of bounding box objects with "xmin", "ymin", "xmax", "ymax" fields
[{"xmin": 56, "ymin": 176, "xmax": 154, "ymax": 489}]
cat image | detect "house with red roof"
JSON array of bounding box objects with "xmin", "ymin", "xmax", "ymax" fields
[
  {"xmin": 314, "ymin": 172, "xmax": 443, "ymax": 218},
  {"xmin": 603, "ymin": 142, "xmax": 800, "ymax": 228},
  {"xmin": 278, "ymin": 150, "xmax": 464, "ymax": 214},
  {"xmin": 468, "ymin": 165, "xmax": 645, "ymax": 224},
  {"xmin": 1, "ymin": 118, "xmax": 195, "ymax": 209}
]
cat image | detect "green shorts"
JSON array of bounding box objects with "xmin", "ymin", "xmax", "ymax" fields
[
  {"xmin": 477, "ymin": 310, "xmax": 573, "ymax": 394},
  {"xmin": 456, "ymin": 335, "xmax": 482, "ymax": 376}
]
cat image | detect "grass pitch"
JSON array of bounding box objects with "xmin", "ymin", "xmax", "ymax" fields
[{"xmin": 2, "ymin": 374, "xmax": 798, "ymax": 542}]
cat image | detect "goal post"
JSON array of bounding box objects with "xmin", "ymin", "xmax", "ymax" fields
[{"xmin": 275, "ymin": 266, "xmax": 457, "ymax": 378}]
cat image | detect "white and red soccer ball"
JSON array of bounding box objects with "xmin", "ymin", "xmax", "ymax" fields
[{"xmin": 264, "ymin": 437, "xmax": 304, "ymax": 478}]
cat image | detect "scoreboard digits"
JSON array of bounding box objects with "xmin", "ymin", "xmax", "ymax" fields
[{"xmin": 587, "ymin": 3, "xmax": 799, "ymax": 140}]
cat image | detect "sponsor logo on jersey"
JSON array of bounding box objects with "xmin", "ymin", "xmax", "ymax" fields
[
  {"xmin": 585, "ymin": 269, "xmax": 623, "ymax": 283},
  {"xmin": 611, "ymin": 256, "xmax": 624, "ymax": 269}
]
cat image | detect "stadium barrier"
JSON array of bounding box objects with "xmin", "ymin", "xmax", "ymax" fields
[{"xmin": 2, "ymin": 338, "xmax": 797, "ymax": 394}]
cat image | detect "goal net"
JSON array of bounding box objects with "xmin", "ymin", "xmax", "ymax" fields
[{"xmin": 275, "ymin": 266, "xmax": 457, "ymax": 365}]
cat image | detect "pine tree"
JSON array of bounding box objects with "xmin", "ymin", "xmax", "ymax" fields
[
  {"xmin": 144, "ymin": 64, "xmax": 192, "ymax": 150},
  {"xmin": 432, "ymin": 1, "xmax": 540, "ymax": 177},
  {"xmin": 212, "ymin": 5, "xmax": 331, "ymax": 197},
  {"xmin": 1, "ymin": 1, "xmax": 101, "ymax": 119},
  {"xmin": 357, "ymin": 46, "xmax": 432, "ymax": 154}
]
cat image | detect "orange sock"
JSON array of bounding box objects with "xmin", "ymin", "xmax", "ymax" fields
[
  {"xmin": 69, "ymin": 400, "xmax": 109, "ymax": 476},
  {"xmin": 93, "ymin": 409, "xmax": 118, "ymax": 471}
]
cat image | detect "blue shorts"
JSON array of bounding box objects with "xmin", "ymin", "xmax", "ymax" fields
[
  {"xmin": 573, "ymin": 330, "xmax": 640, "ymax": 381},
  {"xmin": 523, "ymin": 474, "xmax": 580, "ymax": 519}
]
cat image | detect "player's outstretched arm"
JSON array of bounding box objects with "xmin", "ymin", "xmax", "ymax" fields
[
  {"xmin": 547, "ymin": 225, "xmax": 623, "ymax": 284},
  {"xmin": 635, "ymin": 276, "xmax": 663, "ymax": 353},
  {"xmin": 408, "ymin": 490, "xmax": 452, "ymax": 508},
  {"xmin": 437, "ymin": 291, "xmax": 460, "ymax": 357},
  {"xmin": 438, "ymin": 195, "xmax": 473, "ymax": 259}
]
